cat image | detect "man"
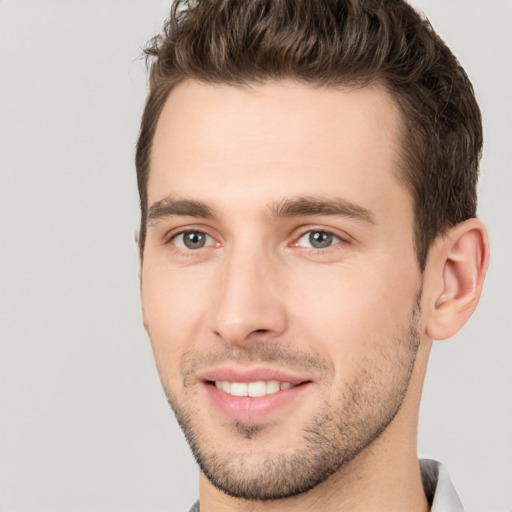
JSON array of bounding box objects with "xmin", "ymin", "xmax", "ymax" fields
[{"xmin": 136, "ymin": 0, "xmax": 489, "ymax": 510}]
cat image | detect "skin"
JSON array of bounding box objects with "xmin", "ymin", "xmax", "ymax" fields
[{"xmin": 140, "ymin": 80, "xmax": 489, "ymax": 511}]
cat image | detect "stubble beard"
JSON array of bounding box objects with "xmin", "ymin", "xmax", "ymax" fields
[{"xmin": 162, "ymin": 301, "xmax": 422, "ymax": 501}]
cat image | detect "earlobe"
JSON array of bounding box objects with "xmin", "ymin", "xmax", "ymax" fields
[{"xmin": 426, "ymin": 218, "xmax": 489, "ymax": 341}]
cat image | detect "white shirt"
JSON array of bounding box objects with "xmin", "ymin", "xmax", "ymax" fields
[{"xmin": 421, "ymin": 459, "xmax": 464, "ymax": 511}]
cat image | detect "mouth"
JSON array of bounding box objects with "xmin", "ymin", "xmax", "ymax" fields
[
  {"xmin": 199, "ymin": 368, "xmax": 312, "ymax": 423},
  {"xmin": 213, "ymin": 380, "xmax": 296, "ymax": 397}
]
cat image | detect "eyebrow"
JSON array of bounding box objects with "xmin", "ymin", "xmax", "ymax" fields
[
  {"xmin": 268, "ymin": 196, "xmax": 376, "ymax": 224},
  {"xmin": 147, "ymin": 195, "xmax": 375, "ymax": 225},
  {"xmin": 147, "ymin": 197, "xmax": 216, "ymax": 223}
]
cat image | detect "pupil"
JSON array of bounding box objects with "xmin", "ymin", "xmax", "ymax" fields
[
  {"xmin": 309, "ymin": 231, "xmax": 333, "ymax": 248},
  {"xmin": 184, "ymin": 231, "xmax": 205, "ymax": 249}
]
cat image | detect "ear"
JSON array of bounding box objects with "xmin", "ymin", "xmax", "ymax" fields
[
  {"xmin": 134, "ymin": 229, "xmax": 149, "ymax": 332},
  {"xmin": 139, "ymin": 276, "xmax": 150, "ymax": 335},
  {"xmin": 425, "ymin": 218, "xmax": 489, "ymax": 341},
  {"xmin": 134, "ymin": 229, "xmax": 142, "ymax": 280}
]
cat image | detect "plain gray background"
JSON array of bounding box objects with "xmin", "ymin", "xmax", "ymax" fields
[{"xmin": 0, "ymin": 1, "xmax": 510, "ymax": 511}]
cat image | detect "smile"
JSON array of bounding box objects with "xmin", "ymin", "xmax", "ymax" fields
[
  {"xmin": 214, "ymin": 380, "xmax": 295, "ymax": 397},
  {"xmin": 199, "ymin": 367, "xmax": 313, "ymax": 422}
]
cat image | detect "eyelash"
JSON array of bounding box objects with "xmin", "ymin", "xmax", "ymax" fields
[
  {"xmin": 292, "ymin": 228, "xmax": 348, "ymax": 253},
  {"xmin": 165, "ymin": 227, "xmax": 218, "ymax": 251},
  {"xmin": 164, "ymin": 227, "xmax": 349, "ymax": 254}
]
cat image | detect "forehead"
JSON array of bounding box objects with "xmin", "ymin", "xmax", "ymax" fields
[{"xmin": 149, "ymin": 80, "xmax": 408, "ymax": 217}]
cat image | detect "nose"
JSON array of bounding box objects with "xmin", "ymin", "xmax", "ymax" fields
[{"xmin": 209, "ymin": 244, "xmax": 288, "ymax": 346}]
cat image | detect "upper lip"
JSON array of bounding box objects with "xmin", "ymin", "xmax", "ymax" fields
[{"xmin": 198, "ymin": 366, "xmax": 312, "ymax": 385}]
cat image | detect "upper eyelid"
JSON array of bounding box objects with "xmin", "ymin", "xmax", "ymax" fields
[
  {"xmin": 298, "ymin": 228, "xmax": 341, "ymax": 237},
  {"xmin": 163, "ymin": 225, "xmax": 217, "ymax": 242},
  {"xmin": 298, "ymin": 230, "xmax": 342, "ymax": 240},
  {"xmin": 292, "ymin": 226, "xmax": 352, "ymax": 243},
  {"xmin": 170, "ymin": 230, "xmax": 214, "ymax": 241}
]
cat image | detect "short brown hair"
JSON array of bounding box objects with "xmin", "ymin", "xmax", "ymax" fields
[{"xmin": 136, "ymin": 0, "xmax": 482, "ymax": 270}]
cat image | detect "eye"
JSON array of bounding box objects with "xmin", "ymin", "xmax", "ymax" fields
[
  {"xmin": 172, "ymin": 230, "xmax": 215, "ymax": 250},
  {"xmin": 296, "ymin": 230, "xmax": 342, "ymax": 249}
]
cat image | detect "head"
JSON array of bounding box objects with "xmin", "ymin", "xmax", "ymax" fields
[
  {"xmin": 136, "ymin": 0, "xmax": 483, "ymax": 271},
  {"xmin": 136, "ymin": 0, "xmax": 488, "ymax": 505}
]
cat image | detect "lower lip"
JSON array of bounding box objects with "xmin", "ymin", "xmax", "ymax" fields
[{"xmin": 203, "ymin": 382, "xmax": 311, "ymax": 423}]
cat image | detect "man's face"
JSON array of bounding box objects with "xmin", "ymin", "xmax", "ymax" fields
[{"xmin": 141, "ymin": 80, "xmax": 425, "ymax": 499}]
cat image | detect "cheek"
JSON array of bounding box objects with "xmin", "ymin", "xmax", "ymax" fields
[
  {"xmin": 288, "ymin": 258, "xmax": 420, "ymax": 356},
  {"xmin": 141, "ymin": 263, "xmax": 210, "ymax": 371}
]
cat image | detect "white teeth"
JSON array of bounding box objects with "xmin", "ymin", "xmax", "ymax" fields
[
  {"xmin": 214, "ymin": 380, "xmax": 296, "ymax": 397},
  {"xmin": 248, "ymin": 381, "xmax": 266, "ymax": 397},
  {"xmin": 265, "ymin": 380, "xmax": 280, "ymax": 394},
  {"xmin": 230, "ymin": 382, "xmax": 248, "ymax": 397}
]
